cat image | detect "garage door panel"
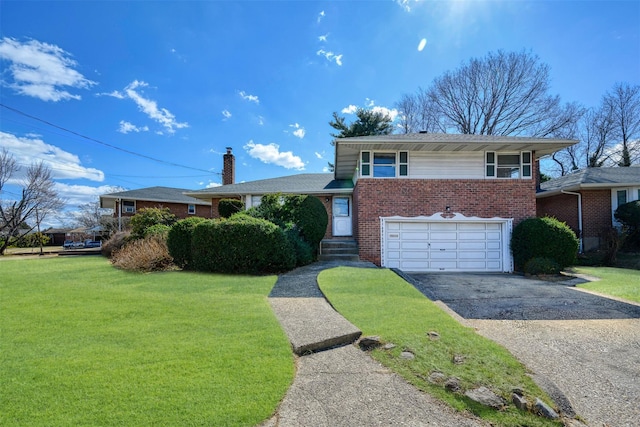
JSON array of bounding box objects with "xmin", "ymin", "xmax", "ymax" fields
[
  {"xmin": 402, "ymin": 251, "xmax": 429, "ymax": 259},
  {"xmin": 486, "ymin": 261, "xmax": 502, "ymax": 269},
  {"xmin": 430, "ymin": 242, "xmax": 457, "ymax": 250},
  {"xmin": 430, "ymin": 260, "xmax": 458, "ymax": 269},
  {"xmin": 487, "ymin": 251, "xmax": 501, "ymax": 259},
  {"xmin": 459, "ymin": 231, "xmax": 488, "ymax": 240},
  {"xmin": 458, "ymin": 251, "xmax": 488, "ymax": 259},
  {"xmin": 487, "ymin": 241, "xmax": 501, "ymax": 250},
  {"xmin": 487, "ymin": 232, "xmax": 501, "ymax": 240},
  {"xmin": 401, "ymin": 241, "xmax": 431, "ymax": 250},
  {"xmin": 459, "ymin": 241, "xmax": 486, "ymax": 250},
  {"xmin": 387, "ymin": 251, "xmax": 400, "ymax": 259},
  {"xmin": 399, "ymin": 222, "xmax": 430, "ymax": 231},
  {"xmin": 388, "ymin": 241, "xmax": 400, "ymax": 249},
  {"xmin": 458, "ymin": 261, "xmax": 488, "ymax": 269},
  {"xmin": 430, "ymin": 251, "xmax": 457, "ymax": 259},
  {"xmin": 458, "ymin": 223, "xmax": 487, "ymax": 230},
  {"xmin": 430, "ymin": 223, "xmax": 457, "ymax": 231},
  {"xmin": 401, "ymin": 231, "xmax": 429, "ymax": 240},
  {"xmin": 431, "ymin": 231, "xmax": 458, "ymax": 240},
  {"xmin": 401, "ymin": 260, "xmax": 429, "ymax": 270}
]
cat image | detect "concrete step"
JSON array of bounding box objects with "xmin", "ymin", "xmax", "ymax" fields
[{"xmin": 319, "ymin": 239, "xmax": 359, "ymax": 262}]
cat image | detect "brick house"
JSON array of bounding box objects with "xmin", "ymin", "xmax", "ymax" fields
[
  {"xmin": 187, "ymin": 133, "xmax": 575, "ymax": 272},
  {"xmin": 536, "ymin": 167, "xmax": 640, "ymax": 252},
  {"xmin": 100, "ymin": 186, "xmax": 212, "ymax": 229}
]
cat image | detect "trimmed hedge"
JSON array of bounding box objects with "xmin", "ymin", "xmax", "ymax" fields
[
  {"xmin": 523, "ymin": 257, "xmax": 561, "ymax": 275},
  {"xmin": 218, "ymin": 198, "xmax": 244, "ymax": 218},
  {"xmin": 511, "ymin": 216, "xmax": 579, "ymax": 271},
  {"xmin": 191, "ymin": 216, "xmax": 295, "ymax": 274},
  {"xmin": 167, "ymin": 217, "xmax": 208, "ymax": 269}
]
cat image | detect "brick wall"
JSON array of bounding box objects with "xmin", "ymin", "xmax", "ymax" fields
[
  {"xmin": 536, "ymin": 190, "xmax": 612, "ymax": 251},
  {"xmin": 115, "ymin": 201, "xmax": 212, "ymax": 219},
  {"xmin": 354, "ymin": 179, "xmax": 537, "ymax": 265},
  {"xmin": 536, "ymin": 193, "xmax": 580, "ymax": 233}
]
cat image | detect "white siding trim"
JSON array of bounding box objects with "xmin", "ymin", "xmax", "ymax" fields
[{"xmin": 409, "ymin": 152, "xmax": 485, "ymax": 179}]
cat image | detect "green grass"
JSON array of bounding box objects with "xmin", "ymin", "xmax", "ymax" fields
[
  {"xmin": 318, "ymin": 267, "xmax": 562, "ymax": 427},
  {"xmin": 573, "ymin": 266, "xmax": 640, "ymax": 303},
  {"xmin": 0, "ymin": 257, "xmax": 294, "ymax": 426}
]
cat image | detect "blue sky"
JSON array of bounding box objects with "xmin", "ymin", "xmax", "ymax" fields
[{"xmin": 1, "ymin": 0, "xmax": 639, "ymax": 227}]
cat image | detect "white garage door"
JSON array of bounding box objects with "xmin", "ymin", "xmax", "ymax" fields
[{"xmin": 382, "ymin": 220, "xmax": 509, "ymax": 272}]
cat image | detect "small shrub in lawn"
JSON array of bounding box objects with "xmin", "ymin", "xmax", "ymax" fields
[
  {"xmin": 191, "ymin": 216, "xmax": 295, "ymax": 274},
  {"xmin": 101, "ymin": 231, "xmax": 131, "ymax": 258},
  {"xmin": 511, "ymin": 217, "xmax": 579, "ymax": 271},
  {"xmin": 218, "ymin": 198, "xmax": 244, "ymax": 218},
  {"xmin": 524, "ymin": 257, "xmax": 561, "ymax": 275},
  {"xmin": 111, "ymin": 236, "xmax": 174, "ymax": 272},
  {"xmin": 130, "ymin": 207, "xmax": 177, "ymax": 240},
  {"xmin": 167, "ymin": 216, "xmax": 208, "ymax": 269}
]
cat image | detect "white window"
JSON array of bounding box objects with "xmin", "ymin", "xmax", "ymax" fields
[
  {"xmin": 617, "ymin": 190, "xmax": 627, "ymax": 207},
  {"xmin": 485, "ymin": 151, "xmax": 531, "ymax": 179},
  {"xmin": 122, "ymin": 200, "xmax": 135, "ymax": 213},
  {"xmin": 188, "ymin": 204, "xmax": 196, "ymax": 214},
  {"xmin": 360, "ymin": 151, "xmax": 408, "ymax": 178}
]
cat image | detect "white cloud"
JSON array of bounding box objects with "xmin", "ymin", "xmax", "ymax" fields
[
  {"xmin": 341, "ymin": 105, "xmax": 358, "ymax": 114},
  {"xmin": 0, "ymin": 131, "xmax": 104, "ymax": 182},
  {"xmin": 315, "ymin": 152, "xmax": 324, "ymax": 159},
  {"xmin": 118, "ymin": 120, "xmax": 149, "ymax": 134},
  {"xmin": 0, "ymin": 37, "xmax": 96, "ymax": 102},
  {"xmin": 97, "ymin": 90, "xmax": 125, "ymax": 99},
  {"xmin": 342, "ymin": 102, "xmax": 399, "ymax": 121},
  {"xmin": 54, "ymin": 183, "xmax": 121, "ymax": 207},
  {"xmin": 243, "ymin": 141, "xmax": 305, "ymax": 170},
  {"xmin": 317, "ymin": 10, "xmax": 326, "ymax": 23},
  {"xmin": 289, "ymin": 123, "xmax": 306, "ymax": 139},
  {"xmin": 239, "ymin": 90, "xmax": 260, "ymax": 104},
  {"xmin": 418, "ymin": 38, "xmax": 427, "ymax": 51},
  {"xmin": 222, "ymin": 109, "xmax": 232, "ymax": 120},
  {"xmin": 372, "ymin": 106, "xmax": 399, "ymax": 122},
  {"xmin": 205, "ymin": 181, "xmax": 222, "ymax": 188},
  {"xmin": 396, "ymin": 0, "xmax": 413, "ymax": 12},
  {"xmin": 318, "ymin": 33, "xmax": 329, "ymax": 42},
  {"xmin": 317, "ymin": 49, "xmax": 343, "ymax": 66},
  {"xmin": 121, "ymin": 80, "xmax": 189, "ymax": 134},
  {"xmin": 257, "ymin": 115, "xmax": 265, "ymax": 126}
]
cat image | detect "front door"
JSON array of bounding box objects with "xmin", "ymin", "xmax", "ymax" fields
[{"xmin": 332, "ymin": 197, "xmax": 352, "ymax": 236}]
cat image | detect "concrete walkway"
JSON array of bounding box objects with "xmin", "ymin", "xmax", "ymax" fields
[{"xmin": 263, "ymin": 262, "xmax": 486, "ymax": 427}]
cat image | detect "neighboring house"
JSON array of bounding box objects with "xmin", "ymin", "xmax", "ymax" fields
[
  {"xmin": 100, "ymin": 186, "xmax": 212, "ymax": 227},
  {"xmin": 536, "ymin": 166, "xmax": 640, "ymax": 252},
  {"xmin": 187, "ymin": 133, "xmax": 575, "ymax": 272}
]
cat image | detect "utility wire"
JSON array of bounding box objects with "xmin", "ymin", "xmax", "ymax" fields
[{"xmin": 1, "ymin": 103, "xmax": 221, "ymax": 175}]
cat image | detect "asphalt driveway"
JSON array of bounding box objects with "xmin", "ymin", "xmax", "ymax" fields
[
  {"xmin": 402, "ymin": 272, "xmax": 640, "ymax": 427},
  {"xmin": 404, "ymin": 272, "xmax": 640, "ymax": 320}
]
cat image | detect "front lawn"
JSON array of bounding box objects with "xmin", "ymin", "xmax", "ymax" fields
[
  {"xmin": 573, "ymin": 266, "xmax": 640, "ymax": 303},
  {"xmin": 318, "ymin": 267, "xmax": 562, "ymax": 427},
  {"xmin": 0, "ymin": 257, "xmax": 294, "ymax": 426}
]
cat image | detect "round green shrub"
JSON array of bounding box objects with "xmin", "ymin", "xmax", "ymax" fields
[
  {"xmin": 291, "ymin": 195, "xmax": 328, "ymax": 248},
  {"xmin": 615, "ymin": 200, "xmax": 640, "ymax": 229},
  {"xmin": 523, "ymin": 257, "xmax": 561, "ymax": 275},
  {"xmin": 167, "ymin": 216, "xmax": 208, "ymax": 269},
  {"xmin": 511, "ymin": 217, "xmax": 579, "ymax": 271},
  {"xmin": 191, "ymin": 216, "xmax": 295, "ymax": 274},
  {"xmin": 218, "ymin": 198, "xmax": 244, "ymax": 218}
]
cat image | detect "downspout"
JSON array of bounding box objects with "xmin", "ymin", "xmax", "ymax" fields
[{"xmin": 561, "ymin": 190, "xmax": 583, "ymax": 253}]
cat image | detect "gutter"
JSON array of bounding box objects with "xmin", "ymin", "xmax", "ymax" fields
[{"xmin": 561, "ymin": 190, "xmax": 583, "ymax": 253}]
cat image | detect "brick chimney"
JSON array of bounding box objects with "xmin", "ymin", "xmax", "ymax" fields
[{"xmin": 222, "ymin": 147, "xmax": 235, "ymax": 185}]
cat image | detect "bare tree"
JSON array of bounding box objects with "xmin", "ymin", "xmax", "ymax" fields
[
  {"xmin": 395, "ymin": 88, "xmax": 442, "ymax": 134},
  {"xmin": 409, "ymin": 50, "xmax": 581, "ymax": 137},
  {"xmin": 603, "ymin": 82, "xmax": 640, "ymax": 166},
  {"xmin": 0, "ymin": 150, "xmax": 64, "ymax": 255}
]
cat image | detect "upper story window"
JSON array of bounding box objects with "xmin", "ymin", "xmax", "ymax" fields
[
  {"xmin": 188, "ymin": 204, "xmax": 196, "ymax": 214},
  {"xmin": 360, "ymin": 151, "xmax": 408, "ymax": 178},
  {"xmin": 485, "ymin": 151, "xmax": 532, "ymax": 179},
  {"xmin": 122, "ymin": 200, "xmax": 135, "ymax": 213}
]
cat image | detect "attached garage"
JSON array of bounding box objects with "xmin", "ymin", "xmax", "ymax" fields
[{"xmin": 381, "ymin": 213, "xmax": 513, "ymax": 272}]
